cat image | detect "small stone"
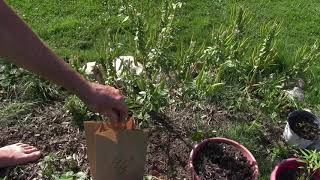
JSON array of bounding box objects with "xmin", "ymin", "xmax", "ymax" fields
[
  {"xmin": 83, "ymin": 62, "xmax": 96, "ymax": 75},
  {"xmin": 284, "ymin": 87, "xmax": 304, "ymax": 101}
]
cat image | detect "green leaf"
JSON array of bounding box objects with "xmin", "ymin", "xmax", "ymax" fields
[
  {"xmin": 195, "ymin": 66, "xmax": 205, "ymax": 90},
  {"xmin": 75, "ymin": 171, "xmax": 88, "ymax": 180}
]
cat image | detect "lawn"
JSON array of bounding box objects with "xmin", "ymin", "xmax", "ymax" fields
[
  {"xmin": 7, "ymin": 0, "xmax": 320, "ymax": 63},
  {"xmin": 1, "ymin": 0, "xmax": 320, "ymax": 179}
]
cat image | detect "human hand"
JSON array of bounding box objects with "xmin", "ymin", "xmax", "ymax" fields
[{"xmin": 83, "ymin": 82, "xmax": 128, "ymax": 122}]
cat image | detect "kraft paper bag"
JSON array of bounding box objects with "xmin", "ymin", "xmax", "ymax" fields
[{"xmin": 84, "ymin": 118, "xmax": 147, "ymax": 180}]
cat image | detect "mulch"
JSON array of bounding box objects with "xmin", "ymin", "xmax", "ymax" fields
[
  {"xmin": 0, "ymin": 101, "xmax": 284, "ymax": 179},
  {"xmin": 0, "ymin": 102, "xmax": 89, "ymax": 179}
]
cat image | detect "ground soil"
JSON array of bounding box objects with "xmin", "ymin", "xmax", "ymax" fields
[
  {"xmin": 144, "ymin": 103, "xmax": 234, "ymax": 179},
  {"xmin": 193, "ymin": 142, "xmax": 253, "ymax": 180},
  {"xmin": 276, "ymin": 167, "xmax": 310, "ymax": 180},
  {"xmin": 0, "ymin": 102, "xmax": 89, "ymax": 179},
  {"xmin": 276, "ymin": 168, "xmax": 298, "ymax": 180},
  {"xmin": 291, "ymin": 119, "xmax": 320, "ymax": 140},
  {"xmin": 0, "ymin": 100, "xmax": 285, "ymax": 179}
]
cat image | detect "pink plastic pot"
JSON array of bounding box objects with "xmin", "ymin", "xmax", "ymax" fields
[
  {"xmin": 189, "ymin": 137, "xmax": 259, "ymax": 180},
  {"xmin": 270, "ymin": 158, "xmax": 320, "ymax": 180}
]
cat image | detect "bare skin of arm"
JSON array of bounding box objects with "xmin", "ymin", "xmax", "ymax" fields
[{"xmin": 0, "ymin": 1, "xmax": 128, "ymax": 122}]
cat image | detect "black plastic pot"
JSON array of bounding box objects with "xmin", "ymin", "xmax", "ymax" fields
[{"xmin": 283, "ymin": 110, "xmax": 320, "ymax": 149}]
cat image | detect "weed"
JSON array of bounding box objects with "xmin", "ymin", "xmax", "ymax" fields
[
  {"xmin": 0, "ymin": 61, "xmax": 60, "ymax": 102},
  {"xmin": 298, "ymin": 149, "xmax": 320, "ymax": 180},
  {"xmin": 38, "ymin": 154, "xmax": 88, "ymax": 180},
  {"xmin": 0, "ymin": 101, "xmax": 36, "ymax": 120},
  {"xmin": 270, "ymin": 143, "xmax": 294, "ymax": 162},
  {"xmin": 64, "ymin": 95, "xmax": 98, "ymax": 127}
]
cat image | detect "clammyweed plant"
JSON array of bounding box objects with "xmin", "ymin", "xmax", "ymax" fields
[
  {"xmin": 297, "ymin": 149, "xmax": 320, "ymax": 180},
  {"xmin": 108, "ymin": 0, "xmax": 181, "ymax": 122},
  {"xmin": 64, "ymin": 0, "xmax": 181, "ymax": 125}
]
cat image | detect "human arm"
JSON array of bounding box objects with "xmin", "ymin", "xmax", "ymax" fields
[{"xmin": 0, "ymin": 1, "xmax": 128, "ymax": 121}]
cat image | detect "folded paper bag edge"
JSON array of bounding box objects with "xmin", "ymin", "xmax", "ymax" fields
[
  {"xmin": 84, "ymin": 121, "xmax": 105, "ymax": 179},
  {"xmin": 83, "ymin": 117, "xmax": 139, "ymax": 179}
]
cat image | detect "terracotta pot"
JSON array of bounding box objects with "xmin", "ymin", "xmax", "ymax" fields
[
  {"xmin": 189, "ymin": 137, "xmax": 259, "ymax": 180},
  {"xmin": 270, "ymin": 158, "xmax": 320, "ymax": 180}
]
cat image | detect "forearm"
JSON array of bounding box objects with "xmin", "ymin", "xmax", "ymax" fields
[{"xmin": 0, "ymin": 1, "xmax": 91, "ymax": 101}]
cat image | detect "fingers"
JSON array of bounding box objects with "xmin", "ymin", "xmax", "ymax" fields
[
  {"xmin": 109, "ymin": 89, "xmax": 128, "ymax": 122},
  {"xmin": 113, "ymin": 89, "xmax": 121, "ymax": 96},
  {"xmin": 115, "ymin": 100, "xmax": 129, "ymax": 114},
  {"xmin": 16, "ymin": 144, "xmax": 39, "ymax": 153},
  {"xmin": 23, "ymin": 145, "xmax": 35, "ymax": 150},
  {"xmin": 88, "ymin": 83, "xmax": 129, "ymax": 122},
  {"xmin": 104, "ymin": 110, "xmax": 119, "ymax": 123},
  {"xmin": 113, "ymin": 100, "xmax": 128, "ymax": 121},
  {"xmin": 104, "ymin": 104, "xmax": 128, "ymax": 123}
]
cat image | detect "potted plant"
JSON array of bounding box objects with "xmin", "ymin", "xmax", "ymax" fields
[
  {"xmin": 188, "ymin": 137, "xmax": 259, "ymax": 180},
  {"xmin": 283, "ymin": 110, "xmax": 320, "ymax": 150},
  {"xmin": 271, "ymin": 149, "xmax": 320, "ymax": 180}
]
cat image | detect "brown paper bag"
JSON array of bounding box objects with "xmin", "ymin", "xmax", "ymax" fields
[{"xmin": 84, "ymin": 118, "xmax": 147, "ymax": 180}]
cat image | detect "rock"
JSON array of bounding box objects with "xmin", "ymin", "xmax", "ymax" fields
[
  {"xmin": 83, "ymin": 62, "xmax": 97, "ymax": 75},
  {"xmin": 303, "ymin": 108, "xmax": 312, "ymax": 113},
  {"xmin": 83, "ymin": 56, "xmax": 144, "ymax": 82},
  {"xmin": 284, "ymin": 87, "xmax": 304, "ymax": 101},
  {"xmin": 114, "ymin": 56, "xmax": 143, "ymax": 76},
  {"xmin": 296, "ymin": 78, "xmax": 305, "ymax": 90}
]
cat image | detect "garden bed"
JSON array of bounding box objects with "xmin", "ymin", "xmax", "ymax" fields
[{"xmin": 0, "ymin": 101, "xmax": 284, "ymax": 179}]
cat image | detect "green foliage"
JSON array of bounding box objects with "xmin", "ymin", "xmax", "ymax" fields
[
  {"xmin": 0, "ymin": 101, "xmax": 36, "ymax": 120},
  {"xmin": 60, "ymin": 1, "xmax": 320, "ymax": 127},
  {"xmin": 64, "ymin": 95, "xmax": 97, "ymax": 127},
  {"xmin": 3, "ymin": 1, "xmax": 320, "ymax": 178},
  {"xmin": 298, "ymin": 149, "xmax": 320, "ymax": 180},
  {"xmin": 0, "ymin": 61, "xmax": 60, "ymax": 102},
  {"xmin": 3, "ymin": 0, "xmax": 318, "ymax": 127},
  {"xmin": 270, "ymin": 143, "xmax": 293, "ymax": 162},
  {"xmin": 290, "ymin": 41, "xmax": 320, "ymax": 82},
  {"xmin": 38, "ymin": 154, "xmax": 88, "ymax": 180}
]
